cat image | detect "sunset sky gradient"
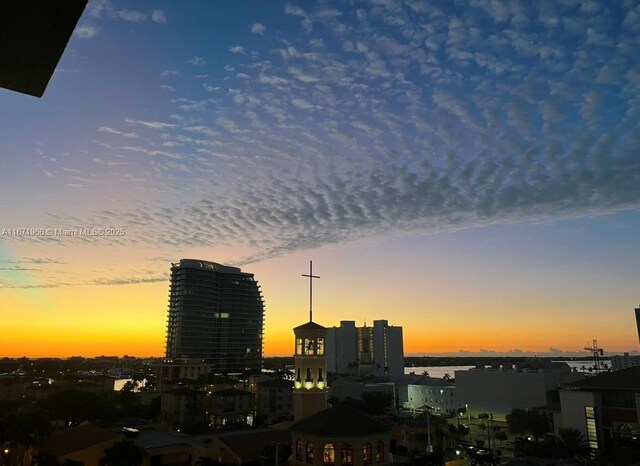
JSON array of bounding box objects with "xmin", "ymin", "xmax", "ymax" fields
[{"xmin": 1, "ymin": 0, "xmax": 639, "ymax": 358}]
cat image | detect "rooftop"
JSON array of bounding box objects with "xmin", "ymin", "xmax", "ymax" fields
[
  {"xmin": 37, "ymin": 422, "xmax": 121, "ymax": 456},
  {"xmin": 0, "ymin": 0, "xmax": 87, "ymax": 97},
  {"xmin": 294, "ymin": 321, "xmax": 327, "ymax": 331},
  {"xmin": 291, "ymin": 403, "xmax": 390, "ymax": 436},
  {"xmin": 565, "ymin": 366, "xmax": 640, "ymax": 391}
]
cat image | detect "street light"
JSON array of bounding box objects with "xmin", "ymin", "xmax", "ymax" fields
[{"xmin": 420, "ymin": 405, "xmax": 433, "ymax": 453}]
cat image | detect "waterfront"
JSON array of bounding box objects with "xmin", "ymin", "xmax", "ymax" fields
[{"xmin": 405, "ymin": 359, "xmax": 612, "ymax": 379}]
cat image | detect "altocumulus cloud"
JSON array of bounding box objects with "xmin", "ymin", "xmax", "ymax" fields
[{"xmin": 43, "ymin": 0, "xmax": 640, "ymax": 264}]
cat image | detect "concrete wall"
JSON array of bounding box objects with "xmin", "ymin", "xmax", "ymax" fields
[{"xmin": 455, "ymin": 370, "xmax": 552, "ymax": 420}]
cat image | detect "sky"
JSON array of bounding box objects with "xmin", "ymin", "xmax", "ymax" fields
[{"xmin": 1, "ymin": 0, "xmax": 640, "ymax": 358}]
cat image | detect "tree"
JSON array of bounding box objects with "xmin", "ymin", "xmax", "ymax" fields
[
  {"xmin": 457, "ymin": 424, "xmax": 469, "ymax": 439},
  {"xmin": 33, "ymin": 452, "xmax": 61, "ymax": 466},
  {"xmin": 494, "ymin": 431, "xmax": 507, "ymax": 446},
  {"xmin": 557, "ymin": 427, "xmax": 591, "ymax": 461},
  {"xmin": 3, "ymin": 403, "xmax": 53, "ymax": 449},
  {"xmin": 447, "ymin": 423, "xmax": 459, "ymax": 440},
  {"xmin": 99, "ymin": 441, "xmax": 142, "ymax": 466},
  {"xmin": 506, "ymin": 409, "xmax": 547, "ymax": 440},
  {"xmin": 45, "ymin": 389, "xmax": 115, "ymax": 425},
  {"xmin": 360, "ymin": 391, "xmax": 393, "ymax": 417}
]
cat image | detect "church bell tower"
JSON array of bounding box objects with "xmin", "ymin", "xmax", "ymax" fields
[{"xmin": 293, "ymin": 261, "xmax": 328, "ymax": 421}]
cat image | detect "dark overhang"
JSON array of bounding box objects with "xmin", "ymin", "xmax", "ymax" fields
[{"xmin": 0, "ymin": 0, "xmax": 87, "ymax": 98}]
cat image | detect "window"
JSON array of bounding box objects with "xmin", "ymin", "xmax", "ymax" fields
[
  {"xmin": 305, "ymin": 338, "xmax": 315, "ymax": 355},
  {"xmin": 296, "ymin": 439, "xmax": 303, "ymax": 460},
  {"xmin": 376, "ymin": 441, "xmax": 384, "ymax": 463},
  {"xmin": 306, "ymin": 368, "xmax": 313, "ymax": 382},
  {"xmin": 297, "ymin": 338, "xmax": 303, "ymax": 355},
  {"xmin": 585, "ymin": 407, "xmax": 599, "ymax": 449},
  {"xmin": 306, "ymin": 441, "xmax": 314, "ymax": 463},
  {"xmin": 318, "ymin": 368, "xmax": 324, "ymax": 382},
  {"xmin": 363, "ymin": 443, "xmax": 372, "ymax": 465},
  {"xmin": 317, "ymin": 337, "xmax": 324, "ymax": 355},
  {"xmin": 323, "ymin": 444, "xmax": 335, "ymax": 465},
  {"xmin": 340, "ymin": 444, "xmax": 353, "ymax": 466}
]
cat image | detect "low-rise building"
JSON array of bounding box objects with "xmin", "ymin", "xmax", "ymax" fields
[
  {"xmin": 559, "ymin": 366, "xmax": 640, "ymax": 456},
  {"xmin": 455, "ymin": 361, "xmax": 584, "ymax": 420},
  {"xmin": 160, "ymin": 388, "xmax": 206, "ymax": 429},
  {"xmin": 209, "ymin": 388, "xmax": 255, "ymax": 427},
  {"xmin": 402, "ymin": 376, "xmax": 457, "ymax": 416},
  {"xmin": 255, "ymin": 378, "xmax": 294, "ymax": 423}
]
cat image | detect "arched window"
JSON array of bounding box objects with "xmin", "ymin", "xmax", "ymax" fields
[
  {"xmin": 363, "ymin": 443, "xmax": 372, "ymax": 465},
  {"xmin": 375, "ymin": 441, "xmax": 384, "ymax": 463},
  {"xmin": 306, "ymin": 441, "xmax": 314, "ymax": 464},
  {"xmin": 296, "ymin": 439, "xmax": 303, "ymax": 460},
  {"xmin": 323, "ymin": 444, "xmax": 335, "ymax": 465},
  {"xmin": 340, "ymin": 444, "xmax": 353, "ymax": 466}
]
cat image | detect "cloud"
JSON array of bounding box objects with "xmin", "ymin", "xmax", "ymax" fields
[
  {"xmin": 90, "ymin": 276, "xmax": 166, "ymax": 286},
  {"xmin": 161, "ymin": 70, "xmax": 178, "ymax": 77},
  {"xmin": 98, "ymin": 127, "xmax": 138, "ymax": 139},
  {"xmin": 0, "ymin": 258, "xmax": 65, "ymax": 265},
  {"xmin": 74, "ymin": 26, "xmax": 98, "ymax": 39},
  {"xmin": 151, "ymin": 9, "xmax": 167, "ymax": 24},
  {"xmin": 251, "ymin": 23, "xmax": 266, "ymax": 35},
  {"xmin": 189, "ymin": 56, "xmax": 206, "ymax": 66},
  {"xmin": 34, "ymin": 1, "xmax": 640, "ymax": 270},
  {"xmin": 124, "ymin": 118, "xmax": 177, "ymax": 130},
  {"xmin": 116, "ymin": 9, "xmax": 147, "ymax": 22}
]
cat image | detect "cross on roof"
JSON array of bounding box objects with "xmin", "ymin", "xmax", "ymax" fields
[{"xmin": 301, "ymin": 260, "xmax": 320, "ymax": 322}]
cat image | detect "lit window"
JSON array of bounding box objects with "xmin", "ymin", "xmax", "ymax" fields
[
  {"xmin": 340, "ymin": 444, "xmax": 353, "ymax": 466},
  {"xmin": 317, "ymin": 338, "xmax": 325, "ymax": 355},
  {"xmin": 585, "ymin": 407, "xmax": 599, "ymax": 449},
  {"xmin": 363, "ymin": 443, "xmax": 372, "ymax": 465},
  {"xmin": 305, "ymin": 338, "xmax": 315, "ymax": 355},
  {"xmin": 376, "ymin": 441, "xmax": 384, "ymax": 463},
  {"xmin": 306, "ymin": 442, "xmax": 314, "ymax": 464},
  {"xmin": 296, "ymin": 440, "xmax": 303, "ymax": 460},
  {"xmin": 323, "ymin": 444, "xmax": 335, "ymax": 465}
]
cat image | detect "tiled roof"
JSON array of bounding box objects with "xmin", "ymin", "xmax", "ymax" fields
[
  {"xmin": 565, "ymin": 366, "xmax": 640, "ymax": 390},
  {"xmin": 37, "ymin": 422, "xmax": 121, "ymax": 456},
  {"xmin": 294, "ymin": 321, "xmax": 327, "ymax": 331},
  {"xmin": 212, "ymin": 388, "xmax": 254, "ymax": 396},
  {"xmin": 291, "ymin": 403, "xmax": 390, "ymax": 436},
  {"xmin": 218, "ymin": 428, "xmax": 291, "ymax": 462}
]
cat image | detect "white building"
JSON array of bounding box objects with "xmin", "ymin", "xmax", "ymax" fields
[
  {"xmin": 455, "ymin": 361, "xmax": 584, "ymax": 420},
  {"xmin": 325, "ymin": 320, "xmax": 404, "ymax": 376},
  {"xmin": 611, "ymin": 352, "xmax": 640, "ymax": 371},
  {"xmin": 402, "ymin": 375, "xmax": 457, "ymax": 416}
]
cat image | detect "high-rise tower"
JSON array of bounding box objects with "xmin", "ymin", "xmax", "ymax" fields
[{"xmin": 165, "ymin": 259, "xmax": 264, "ymax": 375}]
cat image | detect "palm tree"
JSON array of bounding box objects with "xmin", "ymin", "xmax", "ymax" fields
[{"xmin": 557, "ymin": 427, "xmax": 591, "ymax": 461}]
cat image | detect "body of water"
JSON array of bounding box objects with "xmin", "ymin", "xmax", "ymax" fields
[
  {"xmin": 404, "ymin": 366, "xmax": 474, "ymax": 379},
  {"xmin": 405, "ymin": 360, "xmax": 612, "ymax": 379}
]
